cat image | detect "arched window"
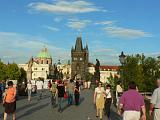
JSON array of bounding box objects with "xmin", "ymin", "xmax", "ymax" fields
[
  {"xmin": 41, "ymin": 60, "xmax": 43, "ymax": 64},
  {"xmin": 46, "ymin": 60, "xmax": 49, "ymax": 64}
]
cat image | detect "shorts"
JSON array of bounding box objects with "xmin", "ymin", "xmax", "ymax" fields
[{"xmin": 4, "ymin": 101, "xmax": 16, "ymax": 114}]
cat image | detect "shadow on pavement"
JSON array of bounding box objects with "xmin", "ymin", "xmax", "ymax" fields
[
  {"xmin": 17, "ymin": 102, "xmax": 38, "ymax": 113},
  {"xmin": 110, "ymin": 109, "xmax": 122, "ymax": 120},
  {"xmin": 16, "ymin": 102, "xmax": 50, "ymax": 120},
  {"xmin": 62, "ymin": 97, "xmax": 85, "ymax": 112}
]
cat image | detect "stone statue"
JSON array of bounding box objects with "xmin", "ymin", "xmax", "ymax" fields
[
  {"xmin": 94, "ymin": 59, "xmax": 100, "ymax": 84},
  {"xmin": 28, "ymin": 57, "xmax": 34, "ymax": 70},
  {"xmin": 95, "ymin": 59, "xmax": 100, "ymax": 71},
  {"xmin": 27, "ymin": 57, "xmax": 34, "ymax": 80}
]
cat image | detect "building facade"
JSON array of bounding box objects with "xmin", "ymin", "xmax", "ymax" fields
[
  {"xmin": 88, "ymin": 64, "xmax": 119, "ymax": 83},
  {"xmin": 18, "ymin": 47, "xmax": 52, "ymax": 80},
  {"xmin": 71, "ymin": 36, "xmax": 89, "ymax": 80}
]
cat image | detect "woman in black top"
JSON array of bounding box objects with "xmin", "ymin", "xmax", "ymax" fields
[
  {"xmin": 74, "ymin": 81, "xmax": 80, "ymax": 106},
  {"xmin": 57, "ymin": 81, "xmax": 65, "ymax": 113}
]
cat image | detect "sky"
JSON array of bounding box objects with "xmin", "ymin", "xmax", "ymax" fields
[{"xmin": 0, "ymin": 0, "xmax": 160, "ymax": 65}]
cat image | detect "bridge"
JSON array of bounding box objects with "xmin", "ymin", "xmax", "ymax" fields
[{"xmin": 0, "ymin": 89, "xmax": 122, "ymax": 120}]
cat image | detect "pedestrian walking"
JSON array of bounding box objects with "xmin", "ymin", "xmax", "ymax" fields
[
  {"xmin": 50, "ymin": 80, "xmax": 57, "ymax": 107},
  {"xmin": 48, "ymin": 80, "xmax": 52, "ymax": 89},
  {"xmin": 36, "ymin": 80, "xmax": 44, "ymax": 100},
  {"xmin": 3, "ymin": 81, "xmax": 16, "ymax": 120},
  {"xmin": 57, "ymin": 80, "xmax": 65, "ymax": 113},
  {"xmin": 66, "ymin": 79, "xmax": 75, "ymax": 105},
  {"xmin": 0, "ymin": 82, "xmax": 2, "ymax": 102},
  {"xmin": 118, "ymin": 81, "xmax": 146, "ymax": 120},
  {"xmin": 104, "ymin": 84, "xmax": 113, "ymax": 119},
  {"xmin": 0, "ymin": 80, "xmax": 5, "ymax": 102},
  {"xmin": 150, "ymin": 78, "xmax": 160, "ymax": 120},
  {"xmin": 74, "ymin": 80, "xmax": 80, "ymax": 106},
  {"xmin": 25, "ymin": 80, "xmax": 32, "ymax": 101},
  {"xmin": 88, "ymin": 81, "xmax": 91, "ymax": 89},
  {"xmin": 116, "ymin": 81, "xmax": 123, "ymax": 107},
  {"xmin": 93, "ymin": 82, "xmax": 105, "ymax": 120}
]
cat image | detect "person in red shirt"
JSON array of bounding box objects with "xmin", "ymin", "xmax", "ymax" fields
[
  {"xmin": 3, "ymin": 81, "xmax": 16, "ymax": 120},
  {"xmin": 118, "ymin": 81, "xmax": 146, "ymax": 120}
]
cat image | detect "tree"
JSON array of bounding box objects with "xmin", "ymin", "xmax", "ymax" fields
[
  {"xmin": 121, "ymin": 54, "xmax": 160, "ymax": 92},
  {"xmin": 0, "ymin": 61, "xmax": 7, "ymax": 81},
  {"xmin": 19, "ymin": 68, "xmax": 27, "ymax": 83},
  {"xmin": 85, "ymin": 72, "xmax": 94, "ymax": 82},
  {"xmin": 6, "ymin": 63, "xmax": 21, "ymax": 80},
  {"xmin": 107, "ymin": 73, "xmax": 119, "ymax": 91}
]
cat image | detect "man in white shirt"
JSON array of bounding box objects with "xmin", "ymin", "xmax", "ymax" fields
[
  {"xmin": 116, "ymin": 81, "xmax": 123, "ymax": 106},
  {"xmin": 150, "ymin": 78, "xmax": 160, "ymax": 120},
  {"xmin": 36, "ymin": 80, "xmax": 44, "ymax": 100},
  {"xmin": 26, "ymin": 80, "xmax": 32, "ymax": 101}
]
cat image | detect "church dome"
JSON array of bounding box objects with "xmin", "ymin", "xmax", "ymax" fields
[{"xmin": 37, "ymin": 47, "xmax": 51, "ymax": 59}]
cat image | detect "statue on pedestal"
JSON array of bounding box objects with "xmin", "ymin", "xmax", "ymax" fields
[
  {"xmin": 27, "ymin": 57, "xmax": 34, "ymax": 80},
  {"xmin": 94, "ymin": 59, "xmax": 100, "ymax": 86}
]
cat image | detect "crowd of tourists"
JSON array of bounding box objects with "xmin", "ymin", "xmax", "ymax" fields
[
  {"xmin": 93, "ymin": 78, "xmax": 160, "ymax": 120},
  {"xmin": 1, "ymin": 78, "xmax": 160, "ymax": 120}
]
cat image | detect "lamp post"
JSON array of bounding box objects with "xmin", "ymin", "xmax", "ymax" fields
[{"xmin": 119, "ymin": 51, "xmax": 126, "ymax": 89}]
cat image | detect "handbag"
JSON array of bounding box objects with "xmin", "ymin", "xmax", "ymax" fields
[{"xmin": 64, "ymin": 92, "xmax": 68, "ymax": 99}]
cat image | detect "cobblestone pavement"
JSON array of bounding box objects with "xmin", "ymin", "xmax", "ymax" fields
[{"xmin": 0, "ymin": 89, "xmax": 122, "ymax": 120}]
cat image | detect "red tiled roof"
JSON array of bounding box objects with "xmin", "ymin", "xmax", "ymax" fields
[{"xmin": 100, "ymin": 65, "xmax": 119, "ymax": 70}]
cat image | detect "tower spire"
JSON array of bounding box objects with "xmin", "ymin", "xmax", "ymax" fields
[{"xmin": 75, "ymin": 36, "xmax": 83, "ymax": 51}]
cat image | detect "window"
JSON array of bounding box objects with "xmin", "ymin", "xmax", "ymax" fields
[
  {"xmin": 74, "ymin": 57, "xmax": 77, "ymax": 61},
  {"xmin": 42, "ymin": 68, "xmax": 45, "ymax": 70},
  {"xmin": 34, "ymin": 68, "xmax": 37, "ymax": 70},
  {"xmin": 46, "ymin": 60, "xmax": 49, "ymax": 64},
  {"xmin": 80, "ymin": 58, "xmax": 83, "ymax": 61}
]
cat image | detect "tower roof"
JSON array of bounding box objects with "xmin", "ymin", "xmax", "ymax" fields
[
  {"xmin": 75, "ymin": 37, "xmax": 83, "ymax": 51},
  {"xmin": 37, "ymin": 47, "xmax": 51, "ymax": 59}
]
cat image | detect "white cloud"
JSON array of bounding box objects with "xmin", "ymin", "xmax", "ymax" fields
[
  {"xmin": 0, "ymin": 32, "xmax": 67, "ymax": 64},
  {"xmin": 145, "ymin": 52, "xmax": 160, "ymax": 57},
  {"xmin": 28, "ymin": 1, "xmax": 104, "ymax": 14},
  {"xmin": 43, "ymin": 25, "xmax": 60, "ymax": 31},
  {"xmin": 67, "ymin": 19, "xmax": 91, "ymax": 30},
  {"xmin": 104, "ymin": 26, "xmax": 152, "ymax": 39},
  {"xmin": 95, "ymin": 20, "xmax": 115, "ymax": 25}
]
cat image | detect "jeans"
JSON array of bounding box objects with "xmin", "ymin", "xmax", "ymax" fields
[
  {"xmin": 58, "ymin": 97, "xmax": 63, "ymax": 111},
  {"xmin": 37, "ymin": 90, "xmax": 42, "ymax": 100},
  {"xmin": 28, "ymin": 89, "xmax": 32, "ymax": 100},
  {"xmin": 51, "ymin": 93, "xmax": 56, "ymax": 107},
  {"xmin": 75, "ymin": 93, "xmax": 80, "ymax": 105},
  {"xmin": 68, "ymin": 93, "xmax": 73, "ymax": 105}
]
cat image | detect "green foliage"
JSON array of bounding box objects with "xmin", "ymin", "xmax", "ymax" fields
[
  {"xmin": 0, "ymin": 61, "xmax": 7, "ymax": 81},
  {"xmin": 85, "ymin": 72, "xmax": 94, "ymax": 81},
  {"xmin": 19, "ymin": 68, "xmax": 27, "ymax": 83},
  {"xmin": 6, "ymin": 63, "xmax": 21, "ymax": 80},
  {"xmin": 121, "ymin": 54, "xmax": 159, "ymax": 92},
  {"xmin": 107, "ymin": 73, "xmax": 119, "ymax": 91},
  {"xmin": 0, "ymin": 61, "xmax": 27, "ymax": 83}
]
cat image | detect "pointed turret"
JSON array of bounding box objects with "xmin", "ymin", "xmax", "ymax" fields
[
  {"xmin": 85, "ymin": 43, "xmax": 88, "ymax": 51},
  {"xmin": 75, "ymin": 37, "xmax": 83, "ymax": 51}
]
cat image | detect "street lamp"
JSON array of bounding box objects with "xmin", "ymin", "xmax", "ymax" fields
[
  {"xmin": 119, "ymin": 51, "xmax": 126, "ymax": 89},
  {"xmin": 119, "ymin": 51, "xmax": 126, "ymax": 65}
]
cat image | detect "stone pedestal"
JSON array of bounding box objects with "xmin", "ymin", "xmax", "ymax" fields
[{"xmin": 27, "ymin": 70, "xmax": 32, "ymax": 80}]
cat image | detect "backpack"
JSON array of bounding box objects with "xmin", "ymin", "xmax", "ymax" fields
[{"xmin": 51, "ymin": 84, "xmax": 57, "ymax": 93}]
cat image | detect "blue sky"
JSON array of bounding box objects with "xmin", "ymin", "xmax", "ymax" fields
[{"xmin": 0, "ymin": 0, "xmax": 160, "ymax": 65}]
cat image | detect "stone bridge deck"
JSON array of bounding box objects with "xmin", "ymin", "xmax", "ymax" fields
[{"xmin": 0, "ymin": 89, "xmax": 122, "ymax": 120}]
